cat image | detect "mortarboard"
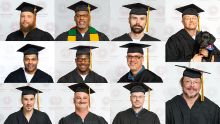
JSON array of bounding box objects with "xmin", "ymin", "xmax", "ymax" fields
[
  {"xmin": 175, "ymin": 65, "xmax": 211, "ymax": 101},
  {"xmin": 17, "ymin": 44, "xmax": 44, "ymax": 55},
  {"xmin": 16, "ymin": 2, "xmax": 43, "ymax": 13},
  {"xmin": 124, "ymin": 83, "xmax": 152, "ymax": 110},
  {"xmin": 68, "ymin": 1, "xmax": 97, "ymax": 12},
  {"xmin": 123, "ymin": 3, "xmax": 156, "ymax": 32},
  {"xmin": 16, "ymin": 85, "xmax": 42, "ymax": 110},
  {"xmin": 176, "ymin": 4, "xmax": 204, "ymax": 31},
  {"xmin": 120, "ymin": 43, "xmax": 151, "ymax": 69}
]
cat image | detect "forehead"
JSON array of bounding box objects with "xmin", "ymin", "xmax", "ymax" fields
[
  {"xmin": 21, "ymin": 11, "xmax": 34, "ymax": 16},
  {"xmin": 75, "ymin": 11, "xmax": 89, "ymax": 15},
  {"xmin": 76, "ymin": 54, "xmax": 89, "ymax": 58},
  {"xmin": 130, "ymin": 14, "xmax": 146, "ymax": 18},
  {"xmin": 182, "ymin": 15, "xmax": 198, "ymax": 18},
  {"xmin": 131, "ymin": 92, "xmax": 145, "ymax": 96},
  {"xmin": 74, "ymin": 92, "xmax": 89, "ymax": 97},
  {"xmin": 183, "ymin": 76, "xmax": 201, "ymax": 81},
  {"xmin": 127, "ymin": 52, "xmax": 143, "ymax": 56},
  {"xmin": 22, "ymin": 94, "xmax": 35, "ymax": 98},
  {"xmin": 24, "ymin": 54, "xmax": 38, "ymax": 58}
]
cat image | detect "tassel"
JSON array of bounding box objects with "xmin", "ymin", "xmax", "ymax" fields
[
  {"xmin": 201, "ymin": 74, "xmax": 204, "ymax": 101},
  {"xmin": 146, "ymin": 48, "xmax": 149, "ymax": 70},
  {"xmin": 148, "ymin": 90, "xmax": 150, "ymax": 111},
  {"xmin": 146, "ymin": 6, "xmax": 150, "ymax": 32},
  {"xmin": 37, "ymin": 92, "xmax": 40, "ymax": 110},
  {"xmin": 198, "ymin": 16, "xmax": 201, "ymax": 32},
  {"xmin": 90, "ymin": 49, "xmax": 92, "ymax": 70}
]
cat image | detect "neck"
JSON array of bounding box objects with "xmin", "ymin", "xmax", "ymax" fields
[
  {"xmin": 184, "ymin": 28, "xmax": 197, "ymax": 38},
  {"xmin": 131, "ymin": 66, "xmax": 143, "ymax": 76},
  {"xmin": 77, "ymin": 69, "xmax": 90, "ymax": 75},
  {"xmin": 182, "ymin": 94, "xmax": 199, "ymax": 109},
  {"xmin": 22, "ymin": 31, "xmax": 28, "ymax": 38},
  {"xmin": 25, "ymin": 68, "xmax": 37, "ymax": 75},
  {"xmin": 129, "ymin": 32, "xmax": 144, "ymax": 40},
  {"xmin": 75, "ymin": 109, "xmax": 89, "ymax": 120},
  {"xmin": 23, "ymin": 108, "xmax": 34, "ymax": 122},
  {"xmin": 132, "ymin": 107, "xmax": 142, "ymax": 113},
  {"xmin": 77, "ymin": 27, "xmax": 89, "ymax": 34}
]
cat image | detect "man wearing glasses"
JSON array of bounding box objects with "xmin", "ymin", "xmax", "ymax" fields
[
  {"xmin": 118, "ymin": 43, "xmax": 162, "ymax": 82},
  {"xmin": 57, "ymin": 45, "xmax": 107, "ymax": 83}
]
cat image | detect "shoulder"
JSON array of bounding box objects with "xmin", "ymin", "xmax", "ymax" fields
[
  {"xmin": 90, "ymin": 71, "xmax": 107, "ymax": 82},
  {"xmin": 142, "ymin": 69, "xmax": 163, "ymax": 82},
  {"xmin": 118, "ymin": 72, "xmax": 129, "ymax": 82},
  {"xmin": 36, "ymin": 69, "xmax": 52, "ymax": 78},
  {"xmin": 57, "ymin": 70, "xmax": 75, "ymax": 83},
  {"xmin": 97, "ymin": 30, "xmax": 109, "ymax": 41},
  {"xmin": 55, "ymin": 31, "xmax": 68, "ymax": 41},
  {"xmin": 143, "ymin": 34, "xmax": 160, "ymax": 41},
  {"xmin": 112, "ymin": 33, "xmax": 130, "ymax": 41},
  {"xmin": 6, "ymin": 30, "xmax": 20, "ymax": 40},
  {"xmin": 7, "ymin": 68, "xmax": 23, "ymax": 76},
  {"xmin": 35, "ymin": 28, "xmax": 54, "ymax": 40}
]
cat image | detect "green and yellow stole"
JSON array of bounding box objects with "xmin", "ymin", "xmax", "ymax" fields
[{"xmin": 67, "ymin": 26, "xmax": 99, "ymax": 41}]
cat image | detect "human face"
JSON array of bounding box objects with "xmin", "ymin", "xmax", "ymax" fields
[
  {"xmin": 23, "ymin": 54, "xmax": 38, "ymax": 74},
  {"xmin": 182, "ymin": 15, "xmax": 198, "ymax": 31},
  {"xmin": 20, "ymin": 11, "xmax": 35, "ymax": 32},
  {"xmin": 129, "ymin": 14, "xmax": 147, "ymax": 34},
  {"xmin": 21, "ymin": 94, "xmax": 35, "ymax": 112},
  {"xmin": 130, "ymin": 92, "xmax": 145, "ymax": 109},
  {"xmin": 74, "ymin": 92, "xmax": 89, "ymax": 110},
  {"xmin": 182, "ymin": 76, "xmax": 201, "ymax": 99},
  {"xmin": 127, "ymin": 53, "xmax": 143, "ymax": 73},
  {"xmin": 74, "ymin": 11, "xmax": 90, "ymax": 30},
  {"xmin": 75, "ymin": 54, "xmax": 90, "ymax": 74}
]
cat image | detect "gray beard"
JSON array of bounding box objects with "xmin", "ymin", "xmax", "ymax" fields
[{"xmin": 183, "ymin": 90, "xmax": 199, "ymax": 99}]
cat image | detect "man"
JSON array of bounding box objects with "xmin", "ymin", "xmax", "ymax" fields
[
  {"xmin": 58, "ymin": 83, "xmax": 108, "ymax": 124},
  {"xmin": 4, "ymin": 86, "xmax": 52, "ymax": 124},
  {"xmin": 112, "ymin": 3, "xmax": 160, "ymax": 41},
  {"xmin": 57, "ymin": 45, "xmax": 107, "ymax": 83},
  {"xmin": 166, "ymin": 4, "xmax": 206, "ymax": 62},
  {"xmin": 55, "ymin": 1, "xmax": 109, "ymax": 41},
  {"xmin": 4, "ymin": 44, "xmax": 54, "ymax": 83},
  {"xmin": 6, "ymin": 2, "xmax": 54, "ymax": 41},
  {"xmin": 166, "ymin": 65, "xmax": 220, "ymax": 124},
  {"xmin": 113, "ymin": 83, "xmax": 160, "ymax": 124},
  {"xmin": 118, "ymin": 43, "xmax": 162, "ymax": 82}
]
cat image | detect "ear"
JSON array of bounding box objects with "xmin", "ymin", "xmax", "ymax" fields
[{"xmin": 209, "ymin": 33, "xmax": 216, "ymax": 44}]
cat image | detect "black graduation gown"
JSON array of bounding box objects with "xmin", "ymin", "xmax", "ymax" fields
[
  {"xmin": 166, "ymin": 95, "xmax": 220, "ymax": 124},
  {"xmin": 112, "ymin": 108, "xmax": 160, "ymax": 124},
  {"xmin": 118, "ymin": 69, "xmax": 163, "ymax": 83},
  {"xmin": 58, "ymin": 112, "xmax": 108, "ymax": 124},
  {"xmin": 4, "ymin": 68, "xmax": 53, "ymax": 83},
  {"xmin": 6, "ymin": 28, "xmax": 54, "ymax": 41},
  {"xmin": 111, "ymin": 33, "xmax": 160, "ymax": 41},
  {"xmin": 166, "ymin": 29, "xmax": 200, "ymax": 62},
  {"xmin": 57, "ymin": 68, "xmax": 107, "ymax": 83},
  {"xmin": 55, "ymin": 29, "xmax": 109, "ymax": 41},
  {"xmin": 4, "ymin": 108, "xmax": 52, "ymax": 124}
]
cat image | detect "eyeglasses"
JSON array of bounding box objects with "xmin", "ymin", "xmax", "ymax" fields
[
  {"xmin": 76, "ymin": 57, "xmax": 90, "ymax": 62},
  {"xmin": 126, "ymin": 55, "xmax": 143, "ymax": 60}
]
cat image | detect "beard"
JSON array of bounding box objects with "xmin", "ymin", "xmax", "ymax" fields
[
  {"xmin": 183, "ymin": 88, "xmax": 200, "ymax": 99},
  {"xmin": 20, "ymin": 21, "xmax": 35, "ymax": 33},
  {"xmin": 131, "ymin": 24, "xmax": 144, "ymax": 34}
]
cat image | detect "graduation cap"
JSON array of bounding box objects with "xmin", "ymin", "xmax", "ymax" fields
[
  {"xmin": 124, "ymin": 83, "xmax": 152, "ymax": 110},
  {"xmin": 17, "ymin": 44, "xmax": 44, "ymax": 55},
  {"xmin": 176, "ymin": 4, "xmax": 204, "ymax": 31},
  {"xmin": 68, "ymin": 83, "xmax": 95, "ymax": 94},
  {"xmin": 123, "ymin": 3, "xmax": 156, "ymax": 32},
  {"xmin": 69, "ymin": 83, "xmax": 95, "ymax": 108},
  {"xmin": 16, "ymin": 2, "xmax": 43, "ymax": 13},
  {"xmin": 70, "ymin": 45, "xmax": 98, "ymax": 70},
  {"xmin": 120, "ymin": 43, "xmax": 151, "ymax": 69},
  {"xmin": 68, "ymin": 1, "xmax": 97, "ymax": 12},
  {"xmin": 175, "ymin": 65, "xmax": 211, "ymax": 101},
  {"xmin": 16, "ymin": 85, "xmax": 42, "ymax": 110}
]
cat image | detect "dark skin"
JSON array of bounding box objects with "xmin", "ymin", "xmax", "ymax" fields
[{"xmin": 75, "ymin": 54, "xmax": 90, "ymax": 75}]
